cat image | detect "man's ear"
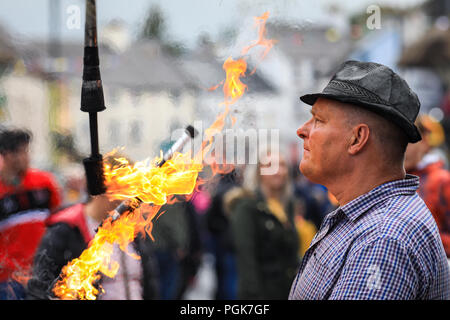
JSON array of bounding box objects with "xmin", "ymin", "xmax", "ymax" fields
[{"xmin": 348, "ymin": 124, "xmax": 370, "ymax": 155}]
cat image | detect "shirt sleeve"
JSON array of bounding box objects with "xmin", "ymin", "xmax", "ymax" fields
[{"xmin": 329, "ymin": 237, "xmax": 420, "ymax": 300}]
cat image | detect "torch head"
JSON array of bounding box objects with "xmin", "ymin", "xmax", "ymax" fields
[
  {"xmin": 80, "ymin": 0, "xmax": 105, "ymax": 113},
  {"xmin": 185, "ymin": 125, "xmax": 198, "ymax": 139},
  {"xmin": 80, "ymin": 0, "xmax": 106, "ymax": 196},
  {"xmin": 83, "ymin": 154, "xmax": 106, "ymax": 196},
  {"xmin": 157, "ymin": 125, "xmax": 198, "ymax": 168}
]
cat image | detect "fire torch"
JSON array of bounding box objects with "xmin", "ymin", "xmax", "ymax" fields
[
  {"xmin": 102, "ymin": 125, "xmax": 198, "ymax": 228},
  {"xmin": 81, "ymin": 0, "xmax": 106, "ymax": 196},
  {"xmin": 79, "ymin": 0, "xmax": 199, "ymax": 227}
]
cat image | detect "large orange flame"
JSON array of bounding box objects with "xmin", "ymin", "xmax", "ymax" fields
[
  {"xmin": 104, "ymin": 152, "xmax": 202, "ymax": 205},
  {"xmin": 52, "ymin": 201, "xmax": 161, "ymax": 300},
  {"xmin": 52, "ymin": 153, "xmax": 201, "ymax": 300},
  {"xmin": 53, "ymin": 11, "xmax": 275, "ymax": 300}
]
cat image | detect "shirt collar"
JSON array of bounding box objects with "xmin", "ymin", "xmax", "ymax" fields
[{"xmin": 339, "ymin": 174, "xmax": 420, "ymax": 222}]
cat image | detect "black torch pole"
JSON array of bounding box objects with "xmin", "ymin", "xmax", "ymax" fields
[
  {"xmin": 81, "ymin": 0, "xmax": 106, "ymax": 196},
  {"xmin": 96, "ymin": 125, "xmax": 198, "ymax": 232}
]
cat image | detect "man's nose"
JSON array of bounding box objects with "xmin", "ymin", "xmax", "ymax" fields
[{"xmin": 297, "ymin": 119, "xmax": 311, "ymax": 140}]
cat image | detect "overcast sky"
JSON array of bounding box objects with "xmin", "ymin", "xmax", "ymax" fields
[{"xmin": 0, "ymin": 0, "xmax": 425, "ymax": 47}]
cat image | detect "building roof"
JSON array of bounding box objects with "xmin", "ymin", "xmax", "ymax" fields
[
  {"xmin": 8, "ymin": 29, "xmax": 275, "ymax": 95},
  {"xmin": 101, "ymin": 40, "xmax": 196, "ymax": 92},
  {"xmin": 398, "ymin": 27, "xmax": 450, "ymax": 67},
  {"xmin": 180, "ymin": 42, "xmax": 276, "ymax": 94},
  {"xmin": 267, "ymin": 22, "xmax": 354, "ymax": 77}
]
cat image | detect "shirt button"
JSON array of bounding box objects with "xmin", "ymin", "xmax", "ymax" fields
[{"xmin": 265, "ymin": 220, "xmax": 275, "ymax": 230}]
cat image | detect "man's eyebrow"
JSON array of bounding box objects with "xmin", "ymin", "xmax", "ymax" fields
[
  {"xmin": 310, "ymin": 108, "xmax": 321, "ymax": 117},
  {"xmin": 310, "ymin": 108, "xmax": 328, "ymax": 120}
]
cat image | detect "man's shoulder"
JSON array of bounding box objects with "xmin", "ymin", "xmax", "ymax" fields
[
  {"xmin": 352, "ymin": 193, "xmax": 442, "ymax": 257},
  {"xmin": 45, "ymin": 204, "xmax": 93, "ymax": 245},
  {"xmin": 23, "ymin": 168, "xmax": 59, "ymax": 187},
  {"xmin": 384, "ymin": 193, "xmax": 437, "ymax": 234},
  {"xmin": 354, "ymin": 193, "xmax": 450, "ymax": 298},
  {"xmin": 25, "ymin": 168, "xmax": 56, "ymax": 180},
  {"xmin": 350, "ymin": 193, "xmax": 436, "ymax": 243}
]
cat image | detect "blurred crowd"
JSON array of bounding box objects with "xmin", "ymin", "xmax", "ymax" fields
[{"xmin": 0, "ymin": 113, "xmax": 449, "ymax": 299}]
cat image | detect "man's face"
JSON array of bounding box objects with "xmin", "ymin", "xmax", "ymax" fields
[
  {"xmin": 296, "ymin": 98, "xmax": 351, "ymax": 185},
  {"xmin": 2, "ymin": 144, "xmax": 30, "ymax": 176}
]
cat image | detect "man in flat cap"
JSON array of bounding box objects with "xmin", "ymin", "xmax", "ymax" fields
[{"xmin": 289, "ymin": 60, "xmax": 450, "ymax": 300}]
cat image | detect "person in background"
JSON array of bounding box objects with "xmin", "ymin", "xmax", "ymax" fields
[
  {"xmin": 175, "ymin": 199, "xmax": 203, "ymax": 299},
  {"xmin": 151, "ymin": 200, "xmax": 190, "ymax": 300},
  {"xmin": 27, "ymin": 157, "xmax": 160, "ymax": 300},
  {"xmin": 405, "ymin": 114, "xmax": 450, "ymax": 259},
  {"xmin": 293, "ymin": 201, "xmax": 317, "ymax": 259},
  {"xmin": 226, "ymin": 150, "xmax": 299, "ymax": 299},
  {"xmin": 60, "ymin": 163, "xmax": 88, "ymax": 206},
  {"xmin": 206, "ymin": 169, "xmax": 242, "ymax": 300},
  {"xmin": 0, "ymin": 128, "xmax": 62, "ymax": 300}
]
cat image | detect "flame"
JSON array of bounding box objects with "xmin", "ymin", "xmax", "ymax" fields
[
  {"xmin": 52, "ymin": 153, "xmax": 202, "ymax": 300},
  {"xmin": 241, "ymin": 11, "xmax": 276, "ymax": 61},
  {"xmin": 208, "ymin": 80, "xmax": 224, "ymax": 92},
  {"xmin": 53, "ymin": 202, "xmax": 161, "ymax": 300},
  {"xmin": 208, "ymin": 12, "xmax": 274, "ymax": 101},
  {"xmin": 242, "ymin": 11, "xmax": 276, "ymax": 75},
  {"xmin": 198, "ymin": 57, "xmax": 248, "ymax": 163},
  {"xmin": 104, "ymin": 153, "xmax": 202, "ymax": 205},
  {"xmin": 222, "ymin": 57, "xmax": 248, "ymax": 105},
  {"xmin": 53, "ymin": 11, "xmax": 275, "ymax": 300}
]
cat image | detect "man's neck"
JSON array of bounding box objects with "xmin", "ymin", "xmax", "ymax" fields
[{"xmin": 329, "ymin": 166, "xmax": 406, "ymax": 206}]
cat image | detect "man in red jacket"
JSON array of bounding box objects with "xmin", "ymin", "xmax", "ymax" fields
[
  {"xmin": 405, "ymin": 115, "xmax": 450, "ymax": 259},
  {"xmin": 0, "ymin": 128, "xmax": 61, "ymax": 299}
]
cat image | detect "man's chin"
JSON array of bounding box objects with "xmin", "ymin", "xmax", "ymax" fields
[
  {"xmin": 299, "ymin": 161, "xmax": 319, "ymax": 184},
  {"xmin": 299, "ymin": 161, "xmax": 310, "ymax": 178}
]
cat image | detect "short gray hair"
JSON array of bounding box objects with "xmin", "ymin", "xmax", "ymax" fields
[{"xmin": 342, "ymin": 102, "xmax": 409, "ymax": 164}]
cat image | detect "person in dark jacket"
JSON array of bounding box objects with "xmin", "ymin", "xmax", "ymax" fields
[
  {"xmin": 176, "ymin": 199, "xmax": 203, "ymax": 299},
  {"xmin": 227, "ymin": 151, "xmax": 299, "ymax": 299},
  {"xmin": 26, "ymin": 194, "xmax": 159, "ymax": 300},
  {"xmin": 206, "ymin": 170, "xmax": 243, "ymax": 300},
  {"xmin": 151, "ymin": 199, "xmax": 202, "ymax": 300}
]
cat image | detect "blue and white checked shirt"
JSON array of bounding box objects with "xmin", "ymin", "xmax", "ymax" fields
[{"xmin": 289, "ymin": 174, "xmax": 450, "ymax": 300}]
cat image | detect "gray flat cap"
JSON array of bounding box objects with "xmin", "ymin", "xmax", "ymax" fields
[{"xmin": 300, "ymin": 60, "xmax": 422, "ymax": 143}]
